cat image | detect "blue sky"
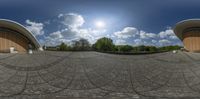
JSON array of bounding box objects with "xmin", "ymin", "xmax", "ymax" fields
[{"xmin": 0, "ymin": 0, "xmax": 200, "ymax": 46}]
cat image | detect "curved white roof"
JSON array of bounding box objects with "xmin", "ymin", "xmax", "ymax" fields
[
  {"xmin": 174, "ymin": 19, "xmax": 200, "ymax": 40},
  {"xmin": 0, "ymin": 19, "xmax": 41, "ymax": 49}
]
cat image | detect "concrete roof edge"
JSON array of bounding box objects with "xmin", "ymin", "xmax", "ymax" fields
[
  {"xmin": 174, "ymin": 19, "xmax": 200, "ymax": 40},
  {"xmin": 0, "ymin": 19, "xmax": 41, "ymax": 49}
]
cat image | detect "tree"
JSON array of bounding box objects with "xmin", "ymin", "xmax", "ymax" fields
[
  {"xmin": 79, "ymin": 38, "xmax": 90, "ymax": 50},
  {"xmin": 93, "ymin": 37, "xmax": 115, "ymax": 51},
  {"xmin": 158, "ymin": 45, "xmax": 182, "ymax": 51},
  {"xmin": 59, "ymin": 42, "xmax": 68, "ymax": 51},
  {"xmin": 116, "ymin": 45, "xmax": 133, "ymax": 52},
  {"xmin": 148, "ymin": 46, "xmax": 157, "ymax": 52},
  {"xmin": 132, "ymin": 47, "xmax": 138, "ymax": 52},
  {"xmin": 137, "ymin": 45, "xmax": 146, "ymax": 52},
  {"xmin": 143, "ymin": 46, "xmax": 158, "ymax": 52},
  {"xmin": 72, "ymin": 38, "xmax": 91, "ymax": 51}
]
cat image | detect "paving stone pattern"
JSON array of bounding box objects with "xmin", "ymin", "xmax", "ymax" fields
[{"xmin": 0, "ymin": 51, "xmax": 199, "ymax": 99}]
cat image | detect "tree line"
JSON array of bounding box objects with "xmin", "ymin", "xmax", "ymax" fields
[{"xmin": 44, "ymin": 37, "xmax": 182, "ymax": 53}]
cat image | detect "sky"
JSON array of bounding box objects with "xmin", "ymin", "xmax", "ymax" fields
[{"xmin": 0, "ymin": 0, "xmax": 200, "ymax": 46}]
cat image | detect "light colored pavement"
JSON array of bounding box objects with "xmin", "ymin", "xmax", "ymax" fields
[{"xmin": 0, "ymin": 51, "xmax": 200, "ymax": 99}]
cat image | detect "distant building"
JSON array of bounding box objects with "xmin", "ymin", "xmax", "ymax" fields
[
  {"xmin": 0, "ymin": 19, "xmax": 42, "ymax": 53},
  {"xmin": 174, "ymin": 19, "xmax": 200, "ymax": 52}
]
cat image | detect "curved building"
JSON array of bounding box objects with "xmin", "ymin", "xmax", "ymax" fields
[
  {"xmin": 0, "ymin": 19, "xmax": 41, "ymax": 53},
  {"xmin": 174, "ymin": 19, "xmax": 200, "ymax": 52}
]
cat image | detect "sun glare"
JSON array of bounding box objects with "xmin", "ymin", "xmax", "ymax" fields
[{"xmin": 95, "ymin": 20, "xmax": 106, "ymax": 28}]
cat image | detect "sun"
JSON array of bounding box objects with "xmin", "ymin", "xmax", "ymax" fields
[{"xmin": 95, "ymin": 20, "xmax": 106, "ymax": 28}]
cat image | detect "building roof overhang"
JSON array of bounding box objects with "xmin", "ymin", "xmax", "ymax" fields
[
  {"xmin": 174, "ymin": 19, "xmax": 200, "ymax": 40},
  {"xmin": 0, "ymin": 19, "xmax": 41, "ymax": 49}
]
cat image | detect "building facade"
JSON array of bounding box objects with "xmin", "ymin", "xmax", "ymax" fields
[
  {"xmin": 174, "ymin": 19, "xmax": 200, "ymax": 52},
  {"xmin": 0, "ymin": 19, "xmax": 42, "ymax": 53}
]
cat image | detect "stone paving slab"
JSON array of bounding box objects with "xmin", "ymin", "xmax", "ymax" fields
[{"xmin": 0, "ymin": 51, "xmax": 199, "ymax": 98}]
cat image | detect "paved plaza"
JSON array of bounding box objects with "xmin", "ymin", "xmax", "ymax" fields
[{"xmin": 0, "ymin": 51, "xmax": 200, "ymax": 98}]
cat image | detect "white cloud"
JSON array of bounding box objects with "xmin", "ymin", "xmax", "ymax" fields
[
  {"xmin": 49, "ymin": 31, "xmax": 63, "ymax": 39},
  {"xmin": 134, "ymin": 39, "xmax": 143, "ymax": 45},
  {"xmin": 25, "ymin": 20, "xmax": 44, "ymax": 36},
  {"xmin": 115, "ymin": 39, "xmax": 126, "ymax": 45},
  {"xmin": 35, "ymin": 13, "xmax": 181, "ymax": 47},
  {"xmin": 139, "ymin": 31, "xmax": 157, "ymax": 39},
  {"xmin": 159, "ymin": 39, "xmax": 171, "ymax": 45},
  {"xmin": 158, "ymin": 29, "xmax": 178, "ymax": 40},
  {"xmin": 113, "ymin": 27, "xmax": 181, "ymax": 46},
  {"xmin": 44, "ymin": 29, "xmax": 76, "ymax": 46},
  {"xmin": 114, "ymin": 27, "xmax": 138, "ymax": 39},
  {"xmin": 152, "ymin": 40, "xmax": 157, "ymax": 43},
  {"xmin": 44, "ymin": 13, "xmax": 107, "ymax": 46},
  {"xmin": 75, "ymin": 28, "xmax": 107, "ymax": 43},
  {"xmin": 58, "ymin": 13, "xmax": 85, "ymax": 28}
]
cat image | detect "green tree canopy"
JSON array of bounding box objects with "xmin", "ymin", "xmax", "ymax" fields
[
  {"xmin": 59, "ymin": 42, "xmax": 68, "ymax": 51},
  {"xmin": 93, "ymin": 37, "xmax": 115, "ymax": 51},
  {"xmin": 72, "ymin": 38, "xmax": 91, "ymax": 51},
  {"xmin": 116, "ymin": 45, "xmax": 133, "ymax": 52}
]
